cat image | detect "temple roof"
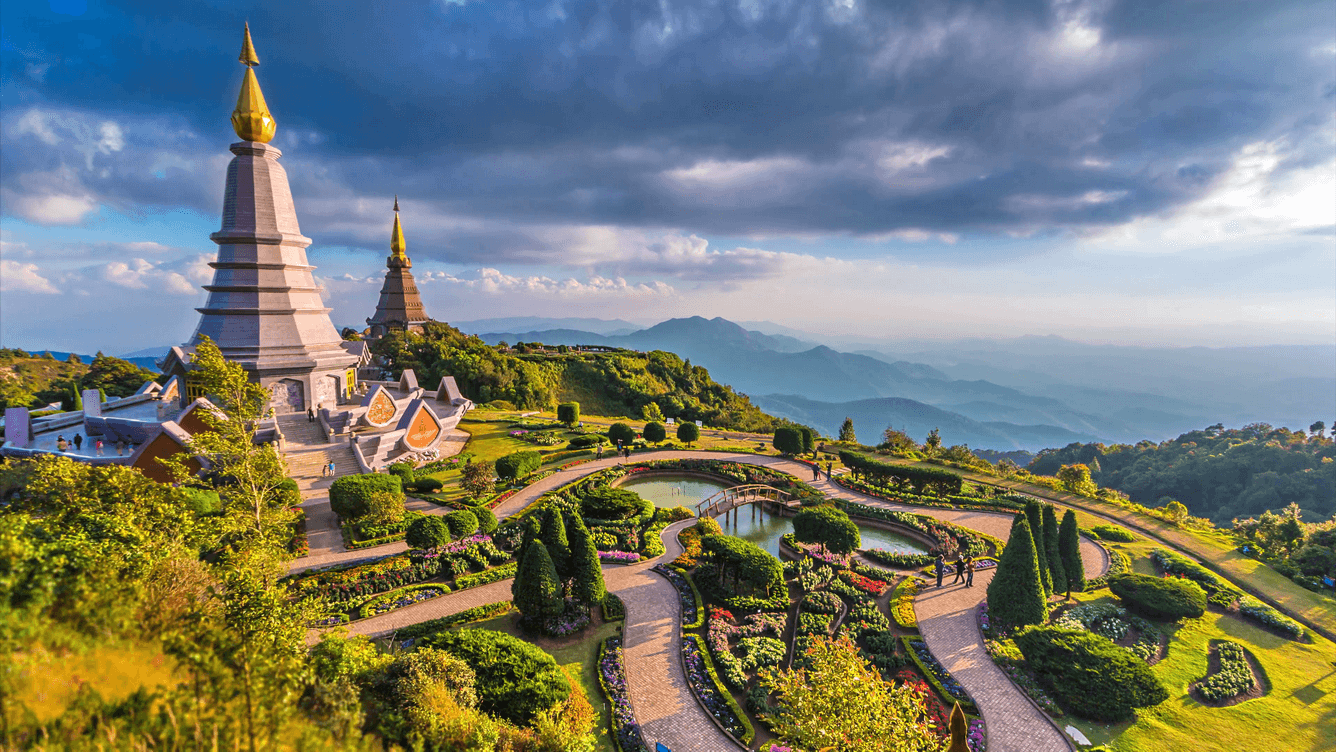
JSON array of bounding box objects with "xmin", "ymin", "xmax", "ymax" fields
[{"xmin": 368, "ymin": 198, "xmax": 430, "ymax": 329}]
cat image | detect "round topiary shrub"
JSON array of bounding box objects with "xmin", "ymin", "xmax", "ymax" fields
[
  {"xmin": 422, "ymin": 627, "xmax": 571, "ymax": 725},
  {"xmin": 444, "ymin": 509, "xmax": 480, "ymax": 539},
  {"xmin": 1109, "ymin": 573, "xmax": 1207, "ymax": 620},
  {"xmin": 1014, "ymin": 625, "xmax": 1168, "ymax": 721},
  {"xmin": 579, "ymin": 487, "xmax": 651, "ymax": 521},
  {"xmin": 568, "ymin": 434, "xmax": 607, "ymax": 449},
  {"xmin": 406, "ymin": 515, "xmax": 451, "ymax": 550},
  {"xmin": 495, "ymin": 450, "xmax": 541, "ymax": 482},
  {"xmin": 1092, "ymin": 524, "xmax": 1137, "ymax": 542},
  {"xmin": 275, "ymin": 478, "xmax": 302, "ymax": 508},
  {"xmin": 643, "ymin": 421, "xmax": 667, "ymax": 443},
  {"xmin": 607, "ymin": 422, "xmax": 637, "ymax": 446},
  {"xmin": 411, "ymin": 477, "xmax": 444, "ymax": 493},
  {"xmin": 387, "ymin": 462, "xmax": 416, "ymax": 486},
  {"xmin": 471, "ymin": 504, "xmax": 499, "ymax": 534},
  {"xmin": 329, "ymin": 474, "xmax": 403, "ymax": 522}
]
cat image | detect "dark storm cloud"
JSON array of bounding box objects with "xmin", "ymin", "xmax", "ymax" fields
[{"xmin": 2, "ymin": 0, "xmax": 1332, "ymax": 260}]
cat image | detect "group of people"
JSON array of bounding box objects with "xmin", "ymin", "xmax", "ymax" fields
[
  {"xmin": 320, "ymin": 460, "xmax": 337, "ymax": 477},
  {"xmin": 934, "ymin": 552, "xmax": 978, "ymax": 588},
  {"xmin": 54, "ymin": 433, "xmax": 120, "ymax": 456},
  {"xmin": 810, "ymin": 461, "xmax": 835, "ymax": 481}
]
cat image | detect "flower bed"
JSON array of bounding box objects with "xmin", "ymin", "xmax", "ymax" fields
[
  {"xmin": 454, "ymin": 561, "xmax": 517, "ymax": 590},
  {"xmin": 1195, "ymin": 641, "xmax": 1256, "ymax": 701},
  {"xmin": 839, "ymin": 500, "xmax": 1000, "ymax": 559},
  {"xmin": 903, "ymin": 637, "xmax": 977, "ymax": 713},
  {"xmin": 796, "ymin": 611, "xmax": 833, "ymax": 636},
  {"xmin": 681, "ymin": 633, "xmax": 754, "ymax": 745},
  {"xmin": 835, "ymin": 475, "xmax": 1024, "ymax": 516},
  {"xmin": 1152, "ymin": 549, "xmax": 1303, "ymax": 638},
  {"xmin": 839, "ymin": 569, "xmax": 890, "ymax": 596},
  {"xmin": 544, "ymin": 598, "xmax": 592, "ymax": 636},
  {"xmin": 863, "ymin": 548, "xmax": 934, "ymax": 568},
  {"xmin": 653, "ymin": 564, "xmax": 703, "ymax": 628},
  {"xmin": 355, "ymin": 583, "xmax": 451, "ymax": 620},
  {"xmin": 840, "ymin": 600, "xmax": 891, "ymax": 638},
  {"xmin": 706, "ymin": 607, "xmax": 787, "ymax": 690},
  {"xmin": 599, "ymin": 635, "xmax": 651, "ymax": 752},
  {"xmin": 1053, "ymin": 602, "xmax": 1161, "ymax": 662},
  {"xmin": 890, "ymin": 577, "xmax": 920, "ymax": 629},
  {"xmin": 395, "ymin": 600, "xmax": 512, "ymax": 644},
  {"xmin": 600, "ymin": 550, "xmax": 642, "ymax": 564},
  {"xmin": 800, "ymin": 590, "xmax": 842, "ymax": 614}
]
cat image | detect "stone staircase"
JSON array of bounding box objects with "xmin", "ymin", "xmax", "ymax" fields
[{"xmin": 277, "ymin": 413, "xmax": 361, "ymax": 494}]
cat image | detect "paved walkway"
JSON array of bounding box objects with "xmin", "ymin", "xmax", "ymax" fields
[{"xmin": 289, "ymin": 449, "xmax": 1111, "ymax": 752}]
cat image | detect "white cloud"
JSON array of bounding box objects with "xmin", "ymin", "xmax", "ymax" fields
[
  {"xmin": 0, "ymin": 259, "xmax": 60, "ymax": 294},
  {"xmin": 95, "ymin": 257, "xmax": 202, "ymax": 295}
]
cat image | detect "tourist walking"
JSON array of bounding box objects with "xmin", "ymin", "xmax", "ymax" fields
[
  {"xmin": 56, "ymin": 435, "xmax": 68, "ymax": 452},
  {"xmin": 934, "ymin": 553, "xmax": 945, "ymax": 588},
  {"xmin": 596, "ymin": 445, "xmax": 603, "ymax": 460},
  {"xmin": 813, "ymin": 463, "xmax": 820, "ymax": 480},
  {"xmin": 825, "ymin": 461, "xmax": 833, "ymax": 480},
  {"xmin": 965, "ymin": 557, "xmax": 976, "ymax": 588},
  {"xmin": 328, "ymin": 460, "xmax": 336, "ymax": 476},
  {"xmin": 116, "ymin": 440, "xmax": 126, "ymax": 456},
  {"xmin": 95, "ymin": 439, "xmax": 104, "ymax": 456},
  {"xmin": 952, "ymin": 554, "xmax": 966, "ymax": 584},
  {"xmin": 73, "ymin": 433, "xmax": 83, "ymax": 451},
  {"xmin": 307, "ymin": 407, "xmax": 315, "ymax": 423}
]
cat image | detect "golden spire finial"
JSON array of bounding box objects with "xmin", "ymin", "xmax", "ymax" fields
[
  {"xmin": 230, "ymin": 23, "xmax": 276, "ymax": 143},
  {"xmin": 390, "ymin": 198, "xmax": 407, "ymax": 259}
]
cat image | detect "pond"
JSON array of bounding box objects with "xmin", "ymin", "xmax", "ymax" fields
[
  {"xmin": 616, "ymin": 473, "xmax": 732, "ymax": 509},
  {"xmin": 716, "ymin": 503, "xmax": 930, "ymax": 560}
]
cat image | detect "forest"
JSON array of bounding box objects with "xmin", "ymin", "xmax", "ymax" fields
[
  {"xmin": 1026, "ymin": 424, "xmax": 1336, "ymax": 524},
  {"xmin": 0, "ymin": 349, "xmax": 159, "ymax": 411},
  {"xmin": 370, "ymin": 324, "xmax": 779, "ymax": 432}
]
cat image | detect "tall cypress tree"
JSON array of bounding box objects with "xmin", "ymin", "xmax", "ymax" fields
[
  {"xmin": 1025, "ymin": 500, "xmax": 1052, "ymax": 596},
  {"xmin": 1058, "ymin": 509, "xmax": 1085, "ymax": 597},
  {"xmin": 565, "ymin": 512, "xmax": 606, "ymax": 607},
  {"xmin": 987, "ymin": 515, "xmax": 1048, "ymax": 629},
  {"xmin": 1042, "ymin": 505, "xmax": 1066, "ymax": 599},
  {"xmin": 512, "ymin": 540, "xmax": 563, "ymax": 626},
  {"xmin": 518, "ymin": 516, "xmax": 542, "ymax": 561},
  {"xmin": 541, "ymin": 506, "xmax": 571, "ymax": 579}
]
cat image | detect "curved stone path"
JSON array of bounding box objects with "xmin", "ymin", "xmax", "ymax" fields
[{"xmin": 293, "ymin": 451, "xmax": 1110, "ymax": 752}]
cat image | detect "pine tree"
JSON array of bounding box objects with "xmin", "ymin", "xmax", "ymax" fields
[
  {"xmin": 541, "ymin": 506, "xmax": 571, "ymax": 579},
  {"xmin": 987, "ymin": 515, "xmax": 1048, "ymax": 629},
  {"xmin": 512, "ymin": 540, "xmax": 563, "ymax": 625},
  {"xmin": 1025, "ymin": 500, "xmax": 1052, "ymax": 596},
  {"xmin": 565, "ymin": 512, "xmax": 606, "ymax": 607},
  {"xmin": 518, "ymin": 516, "xmax": 542, "ymax": 561},
  {"xmin": 1058, "ymin": 509, "xmax": 1085, "ymax": 596},
  {"xmin": 838, "ymin": 417, "xmax": 856, "ymax": 443},
  {"xmin": 1042, "ymin": 505, "xmax": 1066, "ymax": 599}
]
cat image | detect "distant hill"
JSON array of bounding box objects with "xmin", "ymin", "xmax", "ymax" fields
[
  {"xmin": 750, "ymin": 394, "xmax": 1100, "ymax": 451},
  {"xmin": 0, "ymin": 350, "xmax": 158, "ymax": 411},
  {"xmin": 454, "ymin": 316, "xmax": 642, "ymax": 337}
]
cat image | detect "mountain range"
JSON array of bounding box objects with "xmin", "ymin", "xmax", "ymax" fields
[{"xmin": 459, "ymin": 316, "xmax": 1335, "ymax": 451}]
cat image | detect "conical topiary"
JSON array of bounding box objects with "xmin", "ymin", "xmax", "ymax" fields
[
  {"xmin": 947, "ymin": 701, "xmax": 969, "ymax": 752},
  {"xmin": 541, "ymin": 506, "xmax": 571, "ymax": 579},
  {"xmin": 987, "ymin": 515, "xmax": 1048, "ymax": 630},
  {"xmin": 1042, "ymin": 504, "xmax": 1066, "ymax": 599},
  {"xmin": 1025, "ymin": 500, "xmax": 1052, "ymax": 596},
  {"xmin": 1058, "ymin": 509, "xmax": 1085, "ymax": 596},
  {"xmin": 512, "ymin": 540, "xmax": 563, "ymax": 626},
  {"xmin": 565, "ymin": 511, "xmax": 606, "ymax": 607}
]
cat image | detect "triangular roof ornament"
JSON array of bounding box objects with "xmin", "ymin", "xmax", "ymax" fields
[{"xmin": 361, "ymin": 384, "xmax": 398, "ymax": 428}]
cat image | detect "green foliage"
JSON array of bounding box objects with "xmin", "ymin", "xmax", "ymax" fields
[
  {"xmin": 330, "ymin": 474, "xmax": 405, "ymax": 522},
  {"xmin": 1013, "ymin": 626, "xmax": 1168, "ymax": 721},
  {"xmin": 512, "ymin": 541, "xmax": 564, "ymax": 624},
  {"xmin": 541, "ymin": 506, "xmax": 572, "ymax": 577},
  {"xmin": 607, "ymin": 422, "xmax": 637, "ymax": 446},
  {"xmin": 387, "ymin": 462, "xmax": 416, "ymax": 486},
  {"xmin": 444, "ymin": 509, "xmax": 480, "ymax": 539},
  {"xmin": 566, "ymin": 512, "xmax": 606, "ymax": 606},
  {"xmin": 1090, "ymin": 524, "xmax": 1138, "ymax": 542},
  {"xmin": 792, "ymin": 505, "xmax": 861, "ymax": 555},
  {"xmin": 1195, "ymin": 641, "xmax": 1256, "ymax": 701},
  {"xmin": 1025, "ymin": 500, "xmax": 1053, "ymax": 595},
  {"xmin": 800, "ymin": 590, "xmax": 844, "ymax": 614},
  {"xmin": 601, "ymin": 593, "xmax": 625, "ymax": 621},
  {"xmin": 422, "ymin": 627, "xmax": 572, "ymax": 726},
  {"xmin": 567, "ymin": 434, "xmax": 607, "ymax": 449},
  {"xmin": 773, "ymin": 426, "xmax": 803, "ymax": 455},
  {"xmin": 180, "ymin": 486, "xmax": 222, "ymax": 515},
  {"xmin": 460, "ymin": 459, "xmax": 496, "ymax": 500},
  {"xmin": 578, "ymin": 487, "xmax": 650, "ymax": 521},
  {"xmin": 1027, "ymin": 425, "xmax": 1336, "ymax": 524},
  {"xmin": 987, "ymin": 516, "xmax": 1048, "ymax": 629},
  {"xmin": 1109, "ymin": 573, "xmax": 1207, "ymax": 620},
  {"xmin": 702, "ymin": 535, "xmax": 784, "ymax": 595},
  {"xmin": 471, "ymin": 504, "xmax": 498, "ymax": 533},
  {"xmin": 1056, "ymin": 463, "xmax": 1098, "ymax": 496},
  {"xmin": 798, "ymin": 425, "xmax": 815, "ymax": 455},
  {"xmin": 642, "ymin": 401, "xmax": 665, "ymax": 422},
  {"xmin": 838, "ymin": 417, "xmax": 856, "ymax": 443},
  {"xmin": 455, "ymin": 561, "xmax": 517, "ymax": 590},
  {"xmin": 838, "ymin": 450, "xmax": 964, "ymax": 494},
  {"xmin": 557, "ymin": 401, "xmax": 580, "ymax": 427},
  {"xmin": 496, "ymin": 450, "xmax": 542, "ymax": 482},
  {"xmin": 406, "ymin": 515, "xmax": 451, "ymax": 550},
  {"xmin": 1058, "ymin": 510, "xmax": 1085, "ymax": 594},
  {"xmin": 1042, "ymin": 505, "xmax": 1066, "ymax": 598},
  {"xmin": 677, "ymin": 421, "xmax": 700, "ymax": 444},
  {"xmin": 643, "ymin": 421, "xmax": 667, "ymax": 443}
]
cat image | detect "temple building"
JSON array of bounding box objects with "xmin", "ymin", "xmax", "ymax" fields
[
  {"xmin": 365, "ymin": 198, "xmax": 432, "ymax": 340},
  {"xmin": 2, "ymin": 25, "xmax": 470, "ymax": 476}
]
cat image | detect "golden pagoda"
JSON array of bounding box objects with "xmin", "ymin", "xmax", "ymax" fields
[
  {"xmin": 367, "ymin": 197, "xmax": 431, "ymax": 339},
  {"xmin": 231, "ymin": 22, "xmax": 276, "ymax": 143}
]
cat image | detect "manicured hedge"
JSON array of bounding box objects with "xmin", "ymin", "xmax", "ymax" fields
[
  {"xmin": 444, "ymin": 509, "xmax": 480, "ymax": 538},
  {"xmin": 424, "ymin": 627, "xmax": 571, "ymax": 725},
  {"xmin": 496, "ymin": 450, "xmax": 542, "ymax": 482},
  {"xmin": 1109, "ymin": 573, "xmax": 1207, "ymax": 620},
  {"xmin": 838, "ymin": 451, "xmax": 964, "ymax": 495},
  {"xmin": 455, "ymin": 561, "xmax": 517, "ymax": 590},
  {"xmin": 394, "ymin": 600, "xmax": 512, "ymax": 642},
  {"xmin": 1091, "ymin": 524, "xmax": 1137, "ymax": 542},
  {"xmin": 329, "ymin": 473, "xmax": 403, "ymax": 521},
  {"xmin": 569, "ymin": 434, "xmax": 607, "ymax": 448},
  {"xmin": 602, "ymin": 593, "xmax": 626, "ymax": 621},
  {"xmin": 1014, "ymin": 626, "xmax": 1168, "ymax": 721}
]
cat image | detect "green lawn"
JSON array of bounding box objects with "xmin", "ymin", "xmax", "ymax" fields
[
  {"xmin": 451, "ymin": 610, "xmax": 623, "ymax": 752},
  {"xmin": 1051, "ymin": 570, "xmax": 1336, "ymax": 751}
]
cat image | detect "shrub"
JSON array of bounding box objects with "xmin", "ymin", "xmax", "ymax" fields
[
  {"xmin": 496, "ymin": 450, "xmax": 542, "ymax": 482},
  {"xmin": 773, "ymin": 426, "xmax": 803, "ymax": 455},
  {"xmin": 986, "ymin": 516, "xmax": 1047, "ymax": 630},
  {"xmin": 557, "ymin": 401, "xmax": 580, "ymax": 427},
  {"xmin": 677, "ymin": 422, "xmax": 700, "ymax": 445},
  {"xmin": 890, "ymin": 578, "xmax": 920, "ymax": 629},
  {"xmin": 471, "ymin": 504, "xmax": 498, "ymax": 534},
  {"xmin": 579, "ymin": 487, "xmax": 648, "ymax": 520},
  {"xmin": 607, "ymin": 422, "xmax": 637, "ymax": 446},
  {"xmin": 180, "ymin": 487, "xmax": 221, "ymax": 515},
  {"xmin": 737, "ymin": 637, "xmax": 786, "ymax": 672},
  {"xmin": 1238, "ymin": 596, "xmax": 1304, "ymax": 638},
  {"xmin": 1109, "ymin": 573, "xmax": 1207, "ymax": 620},
  {"xmin": 1092, "ymin": 524, "xmax": 1137, "ymax": 542},
  {"xmin": 568, "ymin": 434, "xmax": 607, "ymax": 449},
  {"xmin": 455, "ymin": 561, "xmax": 517, "ymax": 590},
  {"xmin": 1196, "ymin": 641, "xmax": 1256, "ymax": 701},
  {"xmin": 656, "ymin": 505, "xmax": 695, "ymax": 523},
  {"xmin": 275, "ymin": 478, "xmax": 301, "ymax": 507},
  {"xmin": 423, "ymin": 627, "xmax": 571, "ymax": 726},
  {"xmin": 387, "ymin": 462, "xmax": 416, "ymax": 486},
  {"xmin": 1014, "ymin": 626, "xmax": 1168, "ymax": 721},
  {"xmin": 406, "ymin": 515, "xmax": 451, "ymax": 550},
  {"xmin": 512, "ymin": 541, "xmax": 563, "ymax": 625},
  {"xmin": 602, "ymin": 593, "xmax": 626, "ymax": 621},
  {"xmin": 1058, "ymin": 509, "xmax": 1085, "ymax": 595},
  {"xmin": 411, "ymin": 477, "xmax": 443, "ymax": 493},
  {"xmin": 444, "ymin": 509, "xmax": 480, "ymax": 539},
  {"xmin": 797, "ymin": 612, "xmax": 832, "ymax": 636},
  {"xmin": 643, "ymin": 421, "xmax": 667, "ymax": 443},
  {"xmin": 792, "ymin": 505, "xmax": 861, "ymax": 555},
  {"xmin": 330, "ymin": 474, "xmax": 403, "ymax": 521},
  {"xmin": 800, "ymin": 590, "xmax": 843, "ymax": 614}
]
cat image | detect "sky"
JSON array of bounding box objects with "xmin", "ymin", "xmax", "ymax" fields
[{"xmin": 1, "ymin": 0, "xmax": 1333, "ymax": 356}]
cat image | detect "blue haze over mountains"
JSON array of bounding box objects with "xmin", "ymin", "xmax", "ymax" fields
[{"xmin": 456, "ymin": 316, "xmax": 1336, "ymax": 452}]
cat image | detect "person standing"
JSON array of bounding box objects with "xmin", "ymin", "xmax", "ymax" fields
[
  {"xmin": 56, "ymin": 436, "xmax": 68, "ymax": 452},
  {"xmin": 952, "ymin": 554, "xmax": 966, "ymax": 585},
  {"xmin": 813, "ymin": 464, "xmax": 820, "ymax": 481},
  {"xmin": 73, "ymin": 433, "xmax": 83, "ymax": 451},
  {"xmin": 307, "ymin": 406, "xmax": 315, "ymax": 423},
  {"xmin": 965, "ymin": 557, "xmax": 976, "ymax": 588},
  {"xmin": 934, "ymin": 553, "xmax": 945, "ymax": 589},
  {"xmin": 596, "ymin": 444, "xmax": 603, "ymax": 460},
  {"xmin": 826, "ymin": 461, "xmax": 833, "ymax": 480},
  {"xmin": 116, "ymin": 440, "xmax": 126, "ymax": 456},
  {"xmin": 95, "ymin": 439, "xmax": 104, "ymax": 456},
  {"xmin": 329, "ymin": 460, "xmax": 336, "ymax": 477}
]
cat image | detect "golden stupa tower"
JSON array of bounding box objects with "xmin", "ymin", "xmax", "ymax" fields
[{"xmin": 366, "ymin": 197, "xmax": 431, "ymax": 339}]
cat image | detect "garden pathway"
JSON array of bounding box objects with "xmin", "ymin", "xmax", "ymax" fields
[{"xmin": 289, "ymin": 449, "xmax": 1110, "ymax": 752}]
